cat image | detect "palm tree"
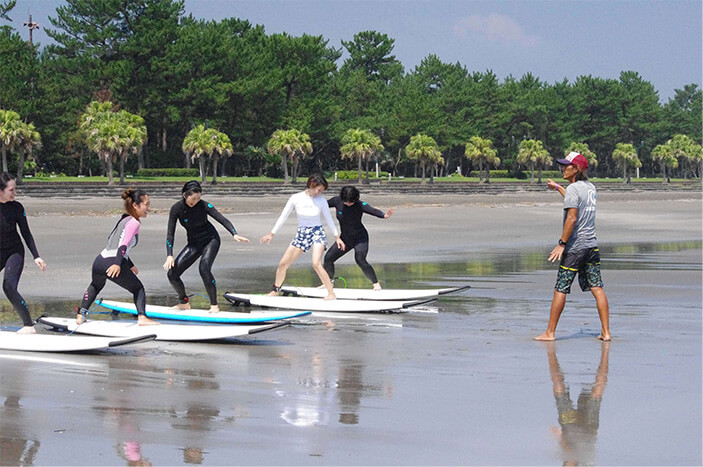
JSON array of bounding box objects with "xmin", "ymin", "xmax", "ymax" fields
[
  {"xmin": 517, "ymin": 139, "xmax": 551, "ymax": 183},
  {"xmin": 651, "ymin": 143, "xmax": 678, "ymax": 183},
  {"xmin": 464, "ymin": 136, "xmax": 500, "ymax": 183},
  {"xmin": 15, "ymin": 121, "xmax": 41, "ymax": 183},
  {"xmin": 612, "ymin": 143, "xmax": 641, "ymax": 183},
  {"xmin": 182, "ymin": 125, "xmax": 232, "ymax": 184},
  {"xmin": 85, "ymin": 119, "xmax": 117, "ymax": 185},
  {"xmin": 0, "ymin": 109, "xmax": 22, "ymax": 173},
  {"xmin": 113, "ymin": 110, "xmax": 147, "ymax": 184},
  {"xmin": 405, "ymin": 133, "xmax": 443, "ymax": 184},
  {"xmin": 340, "ymin": 128, "xmax": 383, "ymax": 184},
  {"xmin": 206, "ymin": 128, "xmax": 233, "ymax": 185},
  {"xmin": 669, "ymin": 134, "xmax": 703, "ymax": 180},
  {"xmin": 267, "ymin": 129, "xmax": 313, "ymax": 184},
  {"xmin": 183, "ymin": 124, "xmax": 211, "ymax": 183}
]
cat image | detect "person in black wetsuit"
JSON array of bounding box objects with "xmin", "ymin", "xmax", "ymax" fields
[
  {"xmin": 0, "ymin": 173, "xmax": 47, "ymax": 334},
  {"xmin": 163, "ymin": 181, "xmax": 249, "ymax": 312},
  {"xmin": 324, "ymin": 186, "xmax": 393, "ymax": 290},
  {"xmin": 77, "ymin": 188, "xmax": 158, "ymax": 326}
]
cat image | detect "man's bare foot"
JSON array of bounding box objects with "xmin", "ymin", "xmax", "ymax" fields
[
  {"xmin": 171, "ymin": 303, "xmax": 191, "ymax": 310},
  {"xmin": 16, "ymin": 326, "xmax": 36, "ymax": 334},
  {"xmin": 323, "ymin": 294, "xmax": 336, "ymax": 300},
  {"xmin": 597, "ymin": 334, "xmax": 611, "ymax": 341},
  {"xmin": 76, "ymin": 313, "xmax": 86, "ymax": 325},
  {"xmin": 533, "ymin": 332, "xmax": 555, "ymax": 341},
  {"xmin": 266, "ymin": 291, "xmax": 280, "ymax": 296},
  {"xmin": 137, "ymin": 316, "xmax": 160, "ymax": 326},
  {"xmin": 208, "ymin": 305, "xmax": 220, "ymax": 314},
  {"xmin": 372, "ymin": 283, "xmax": 382, "ymax": 291}
]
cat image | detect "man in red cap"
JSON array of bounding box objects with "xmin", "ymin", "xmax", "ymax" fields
[{"xmin": 535, "ymin": 152, "xmax": 611, "ymax": 341}]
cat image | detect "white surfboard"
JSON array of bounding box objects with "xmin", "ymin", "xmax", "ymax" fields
[
  {"xmin": 280, "ymin": 284, "xmax": 470, "ymax": 301},
  {"xmin": 38, "ymin": 317, "xmax": 289, "ymax": 342},
  {"xmin": 97, "ymin": 299, "xmax": 311, "ymax": 324},
  {"xmin": 223, "ymin": 292, "xmax": 434, "ymax": 312},
  {"xmin": 0, "ymin": 329, "xmax": 155, "ymax": 353}
]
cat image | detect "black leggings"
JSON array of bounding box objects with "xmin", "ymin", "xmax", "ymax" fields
[
  {"xmin": 1, "ymin": 250, "xmax": 33, "ymax": 326},
  {"xmin": 81, "ymin": 255, "xmax": 146, "ymax": 315},
  {"xmin": 323, "ymin": 239, "xmax": 378, "ymax": 284},
  {"xmin": 167, "ymin": 236, "xmax": 221, "ymax": 305}
]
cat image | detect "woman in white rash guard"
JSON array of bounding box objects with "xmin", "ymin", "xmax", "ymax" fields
[{"xmin": 259, "ymin": 174, "xmax": 344, "ymax": 300}]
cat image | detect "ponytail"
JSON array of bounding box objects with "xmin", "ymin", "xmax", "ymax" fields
[{"xmin": 122, "ymin": 188, "xmax": 148, "ymax": 220}]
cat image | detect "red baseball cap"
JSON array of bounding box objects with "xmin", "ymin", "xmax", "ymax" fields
[{"xmin": 557, "ymin": 151, "xmax": 588, "ymax": 170}]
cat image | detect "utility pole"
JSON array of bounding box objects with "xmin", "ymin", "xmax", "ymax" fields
[{"xmin": 23, "ymin": 14, "xmax": 39, "ymax": 46}]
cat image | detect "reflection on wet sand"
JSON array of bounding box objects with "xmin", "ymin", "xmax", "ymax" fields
[
  {"xmin": 0, "ymin": 395, "xmax": 40, "ymax": 466},
  {"xmin": 546, "ymin": 342, "xmax": 610, "ymax": 466}
]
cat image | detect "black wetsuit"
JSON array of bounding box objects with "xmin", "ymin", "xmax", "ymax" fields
[
  {"xmin": 323, "ymin": 197, "xmax": 385, "ymax": 284},
  {"xmin": 166, "ymin": 199, "xmax": 238, "ymax": 306},
  {"xmin": 0, "ymin": 201, "xmax": 40, "ymax": 326}
]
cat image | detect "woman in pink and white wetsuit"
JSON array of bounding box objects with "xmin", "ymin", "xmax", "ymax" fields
[
  {"xmin": 77, "ymin": 188, "xmax": 158, "ymax": 325},
  {"xmin": 259, "ymin": 174, "xmax": 344, "ymax": 300}
]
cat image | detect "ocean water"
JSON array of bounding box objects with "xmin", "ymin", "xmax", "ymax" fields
[{"xmin": 0, "ymin": 241, "xmax": 701, "ymax": 465}]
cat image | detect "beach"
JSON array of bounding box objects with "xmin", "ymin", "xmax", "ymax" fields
[{"xmin": 0, "ymin": 188, "xmax": 701, "ymax": 465}]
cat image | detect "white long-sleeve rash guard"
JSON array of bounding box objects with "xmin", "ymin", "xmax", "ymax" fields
[{"xmin": 270, "ymin": 191, "xmax": 339, "ymax": 237}]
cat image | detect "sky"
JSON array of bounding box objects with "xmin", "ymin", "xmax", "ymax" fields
[{"xmin": 6, "ymin": 0, "xmax": 702, "ymax": 101}]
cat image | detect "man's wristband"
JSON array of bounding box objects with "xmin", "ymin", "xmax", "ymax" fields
[{"xmin": 558, "ymin": 239, "xmax": 566, "ymax": 246}]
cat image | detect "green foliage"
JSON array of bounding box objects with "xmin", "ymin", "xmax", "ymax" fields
[
  {"xmin": 137, "ymin": 168, "xmax": 199, "ymax": 177},
  {"xmin": 334, "ymin": 170, "xmax": 389, "ymax": 180},
  {"xmin": 0, "ymin": 3, "xmax": 698, "ymax": 181}
]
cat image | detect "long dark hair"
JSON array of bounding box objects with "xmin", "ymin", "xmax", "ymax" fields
[
  {"xmin": 0, "ymin": 172, "xmax": 14, "ymax": 191},
  {"xmin": 122, "ymin": 188, "xmax": 148, "ymax": 220}
]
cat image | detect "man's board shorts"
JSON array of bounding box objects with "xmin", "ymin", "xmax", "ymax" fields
[
  {"xmin": 291, "ymin": 225, "xmax": 327, "ymax": 252},
  {"xmin": 555, "ymin": 247, "xmax": 604, "ymax": 294}
]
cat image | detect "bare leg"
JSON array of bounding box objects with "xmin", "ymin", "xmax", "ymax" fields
[
  {"xmin": 311, "ymin": 244, "xmax": 335, "ymax": 300},
  {"xmin": 267, "ymin": 245, "xmax": 304, "ymax": 295},
  {"xmin": 534, "ymin": 290, "xmax": 567, "ymax": 341},
  {"xmin": 591, "ymin": 287, "xmax": 611, "ymax": 341}
]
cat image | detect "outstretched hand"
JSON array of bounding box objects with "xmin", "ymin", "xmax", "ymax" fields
[
  {"xmin": 384, "ymin": 208, "xmax": 395, "ymax": 219},
  {"xmin": 233, "ymin": 234, "xmax": 250, "ymax": 243},
  {"xmin": 259, "ymin": 232, "xmax": 274, "ymax": 245}
]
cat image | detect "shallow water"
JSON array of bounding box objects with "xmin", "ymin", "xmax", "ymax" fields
[{"xmin": 0, "ymin": 242, "xmax": 701, "ymax": 465}]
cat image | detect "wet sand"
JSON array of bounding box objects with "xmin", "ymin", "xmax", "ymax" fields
[{"xmin": 0, "ymin": 189, "xmax": 701, "ymax": 465}]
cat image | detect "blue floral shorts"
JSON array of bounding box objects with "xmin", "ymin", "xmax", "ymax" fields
[
  {"xmin": 555, "ymin": 247, "xmax": 604, "ymax": 294},
  {"xmin": 291, "ymin": 225, "xmax": 327, "ymax": 252}
]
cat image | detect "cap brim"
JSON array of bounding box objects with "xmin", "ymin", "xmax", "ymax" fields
[{"xmin": 556, "ymin": 159, "xmax": 570, "ymax": 165}]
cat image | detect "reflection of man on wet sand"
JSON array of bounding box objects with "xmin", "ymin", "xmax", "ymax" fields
[
  {"xmin": 546, "ymin": 342, "xmax": 609, "ymax": 466},
  {"xmin": 1, "ymin": 394, "xmax": 40, "ymax": 466}
]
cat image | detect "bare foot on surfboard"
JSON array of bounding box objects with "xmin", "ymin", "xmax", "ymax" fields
[
  {"xmin": 171, "ymin": 303, "xmax": 191, "ymax": 310},
  {"xmin": 208, "ymin": 305, "xmax": 220, "ymax": 314},
  {"xmin": 16, "ymin": 326, "xmax": 36, "ymax": 334},
  {"xmin": 138, "ymin": 316, "xmax": 160, "ymax": 326}
]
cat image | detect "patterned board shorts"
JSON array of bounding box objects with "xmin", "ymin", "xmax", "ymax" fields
[
  {"xmin": 555, "ymin": 247, "xmax": 604, "ymax": 294},
  {"xmin": 291, "ymin": 225, "xmax": 327, "ymax": 252}
]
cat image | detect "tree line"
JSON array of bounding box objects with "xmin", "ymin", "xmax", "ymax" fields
[{"xmin": 1, "ymin": 0, "xmax": 701, "ymax": 184}]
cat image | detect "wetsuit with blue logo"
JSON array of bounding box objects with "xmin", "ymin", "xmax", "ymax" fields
[
  {"xmin": 0, "ymin": 201, "xmax": 40, "ymax": 326},
  {"xmin": 323, "ymin": 196, "xmax": 385, "ymax": 284},
  {"xmin": 166, "ymin": 199, "xmax": 238, "ymax": 305}
]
